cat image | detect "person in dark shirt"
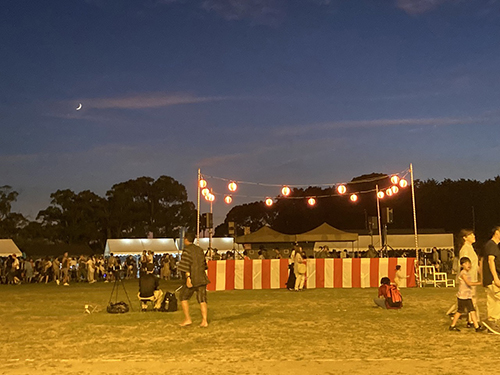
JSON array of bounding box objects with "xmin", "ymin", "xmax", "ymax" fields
[
  {"xmin": 178, "ymin": 232, "xmax": 209, "ymax": 327},
  {"xmin": 138, "ymin": 263, "xmax": 163, "ymax": 311},
  {"xmin": 481, "ymin": 226, "xmax": 500, "ymax": 334}
]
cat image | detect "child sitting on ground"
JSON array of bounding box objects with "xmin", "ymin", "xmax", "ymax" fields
[
  {"xmin": 374, "ymin": 277, "xmax": 402, "ymax": 309},
  {"xmin": 449, "ymin": 257, "xmax": 485, "ymax": 332}
]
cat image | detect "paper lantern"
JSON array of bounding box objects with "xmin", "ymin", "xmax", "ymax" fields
[
  {"xmin": 224, "ymin": 195, "xmax": 232, "ymax": 204},
  {"xmin": 265, "ymin": 198, "xmax": 273, "ymax": 206},
  {"xmin": 308, "ymin": 197, "xmax": 316, "ymax": 206},
  {"xmin": 391, "ymin": 185, "xmax": 399, "ymax": 194},
  {"xmin": 350, "ymin": 194, "xmax": 358, "ymax": 202},
  {"xmin": 199, "ymin": 179, "xmax": 207, "ymax": 188},
  {"xmin": 201, "ymin": 188, "xmax": 210, "ymax": 197},
  {"xmin": 337, "ymin": 185, "xmax": 347, "ymax": 195},
  {"xmin": 399, "ymin": 179, "xmax": 408, "ymax": 188},
  {"xmin": 377, "ymin": 191, "xmax": 385, "ymax": 199},
  {"xmin": 205, "ymin": 193, "xmax": 215, "ymax": 202},
  {"xmin": 390, "ymin": 175, "xmax": 400, "ymax": 185},
  {"xmin": 281, "ymin": 186, "xmax": 291, "ymax": 196},
  {"xmin": 228, "ymin": 182, "xmax": 238, "ymax": 192},
  {"xmin": 386, "ymin": 188, "xmax": 393, "ymax": 197}
]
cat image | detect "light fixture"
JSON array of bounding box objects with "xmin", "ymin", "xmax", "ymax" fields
[
  {"xmin": 265, "ymin": 198, "xmax": 273, "ymax": 206},
  {"xmin": 199, "ymin": 179, "xmax": 207, "ymax": 188},
  {"xmin": 390, "ymin": 175, "xmax": 400, "ymax": 185},
  {"xmin": 377, "ymin": 191, "xmax": 385, "ymax": 199},
  {"xmin": 281, "ymin": 186, "xmax": 291, "ymax": 196},
  {"xmin": 350, "ymin": 194, "xmax": 358, "ymax": 202},
  {"xmin": 224, "ymin": 195, "xmax": 232, "ymax": 204},
  {"xmin": 399, "ymin": 179, "xmax": 408, "ymax": 188},
  {"xmin": 206, "ymin": 193, "xmax": 215, "ymax": 202},
  {"xmin": 308, "ymin": 197, "xmax": 316, "ymax": 206},
  {"xmin": 391, "ymin": 185, "xmax": 399, "ymax": 194},
  {"xmin": 201, "ymin": 188, "xmax": 210, "ymax": 197},
  {"xmin": 228, "ymin": 182, "xmax": 238, "ymax": 192},
  {"xmin": 337, "ymin": 185, "xmax": 347, "ymax": 195}
]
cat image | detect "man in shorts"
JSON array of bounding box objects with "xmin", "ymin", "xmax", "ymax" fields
[{"xmin": 177, "ymin": 232, "xmax": 209, "ymax": 328}]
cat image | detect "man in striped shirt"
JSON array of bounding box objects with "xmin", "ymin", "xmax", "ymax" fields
[{"xmin": 178, "ymin": 232, "xmax": 209, "ymax": 328}]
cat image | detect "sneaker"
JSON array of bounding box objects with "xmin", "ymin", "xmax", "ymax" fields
[
  {"xmin": 449, "ymin": 326, "xmax": 461, "ymax": 332},
  {"xmin": 63, "ymin": 283, "xmax": 69, "ymax": 286},
  {"xmin": 476, "ymin": 325, "xmax": 486, "ymax": 332},
  {"xmin": 482, "ymin": 320, "xmax": 500, "ymax": 335}
]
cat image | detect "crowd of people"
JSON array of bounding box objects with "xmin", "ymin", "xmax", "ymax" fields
[{"xmin": 0, "ymin": 251, "xmax": 181, "ymax": 285}]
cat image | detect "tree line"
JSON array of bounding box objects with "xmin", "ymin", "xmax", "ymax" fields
[{"xmin": 3, "ymin": 174, "xmax": 500, "ymax": 253}]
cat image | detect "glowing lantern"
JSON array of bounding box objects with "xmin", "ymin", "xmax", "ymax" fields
[
  {"xmin": 386, "ymin": 188, "xmax": 393, "ymax": 197},
  {"xmin": 308, "ymin": 197, "xmax": 316, "ymax": 206},
  {"xmin": 205, "ymin": 193, "xmax": 215, "ymax": 202},
  {"xmin": 265, "ymin": 198, "xmax": 273, "ymax": 206},
  {"xmin": 199, "ymin": 179, "xmax": 207, "ymax": 188},
  {"xmin": 201, "ymin": 188, "xmax": 210, "ymax": 197},
  {"xmin": 377, "ymin": 191, "xmax": 385, "ymax": 199},
  {"xmin": 390, "ymin": 175, "xmax": 400, "ymax": 185},
  {"xmin": 399, "ymin": 179, "xmax": 408, "ymax": 188},
  {"xmin": 391, "ymin": 185, "xmax": 399, "ymax": 194},
  {"xmin": 281, "ymin": 186, "xmax": 291, "ymax": 196},
  {"xmin": 228, "ymin": 182, "xmax": 238, "ymax": 192},
  {"xmin": 337, "ymin": 185, "xmax": 347, "ymax": 195},
  {"xmin": 350, "ymin": 194, "xmax": 358, "ymax": 202},
  {"xmin": 224, "ymin": 195, "xmax": 232, "ymax": 204}
]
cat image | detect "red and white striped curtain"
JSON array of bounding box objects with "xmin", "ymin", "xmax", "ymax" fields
[{"xmin": 206, "ymin": 258, "xmax": 416, "ymax": 291}]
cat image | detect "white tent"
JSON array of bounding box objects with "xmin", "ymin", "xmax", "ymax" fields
[
  {"xmin": 104, "ymin": 238, "xmax": 179, "ymax": 256},
  {"xmin": 194, "ymin": 237, "xmax": 243, "ymax": 252},
  {"xmin": 0, "ymin": 239, "xmax": 23, "ymax": 257}
]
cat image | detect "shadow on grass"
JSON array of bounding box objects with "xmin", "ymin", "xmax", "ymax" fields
[{"xmin": 216, "ymin": 308, "xmax": 265, "ymax": 322}]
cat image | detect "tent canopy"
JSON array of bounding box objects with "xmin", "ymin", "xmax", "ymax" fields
[
  {"xmin": 295, "ymin": 223, "xmax": 358, "ymax": 242},
  {"xmin": 235, "ymin": 223, "xmax": 358, "ymax": 244},
  {"xmin": 104, "ymin": 238, "xmax": 178, "ymax": 256},
  {"xmin": 0, "ymin": 239, "xmax": 23, "ymax": 257}
]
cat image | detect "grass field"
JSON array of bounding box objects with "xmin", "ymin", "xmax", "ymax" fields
[{"xmin": 0, "ymin": 280, "xmax": 497, "ymax": 375}]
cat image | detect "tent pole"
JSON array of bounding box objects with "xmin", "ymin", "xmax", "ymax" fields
[
  {"xmin": 376, "ymin": 185, "xmax": 382, "ymax": 250},
  {"xmin": 410, "ymin": 163, "xmax": 419, "ymax": 281}
]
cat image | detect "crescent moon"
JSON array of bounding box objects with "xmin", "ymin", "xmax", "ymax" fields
[{"xmin": 76, "ymin": 103, "xmax": 82, "ymax": 111}]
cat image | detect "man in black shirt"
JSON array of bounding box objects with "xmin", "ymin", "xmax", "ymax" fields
[
  {"xmin": 178, "ymin": 232, "xmax": 209, "ymax": 327},
  {"xmin": 482, "ymin": 226, "xmax": 500, "ymax": 334},
  {"xmin": 138, "ymin": 263, "xmax": 163, "ymax": 311}
]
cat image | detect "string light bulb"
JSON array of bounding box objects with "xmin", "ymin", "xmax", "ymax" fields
[
  {"xmin": 390, "ymin": 175, "xmax": 400, "ymax": 185},
  {"xmin": 391, "ymin": 185, "xmax": 399, "ymax": 194},
  {"xmin": 224, "ymin": 195, "xmax": 232, "ymax": 204},
  {"xmin": 281, "ymin": 186, "xmax": 291, "ymax": 196},
  {"xmin": 386, "ymin": 188, "xmax": 393, "ymax": 197},
  {"xmin": 206, "ymin": 193, "xmax": 215, "ymax": 202},
  {"xmin": 399, "ymin": 179, "xmax": 408, "ymax": 188},
  {"xmin": 228, "ymin": 181, "xmax": 238, "ymax": 192},
  {"xmin": 350, "ymin": 194, "xmax": 358, "ymax": 202},
  {"xmin": 199, "ymin": 179, "xmax": 207, "ymax": 188},
  {"xmin": 377, "ymin": 191, "xmax": 385, "ymax": 199},
  {"xmin": 201, "ymin": 188, "xmax": 210, "ymax": 197},
  {"xmin": 337, "ymin": 185, "xmax": 347, "ymax": 195},
  {"xmin": 265, "ymin": 198, "xmax": 273, "ymax": 206},
  {"xmin": 308, "ymin": 197, "xmax": 316, "ymax": 206}
]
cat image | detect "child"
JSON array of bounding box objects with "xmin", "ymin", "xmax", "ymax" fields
[
  {"xmin": 374, "ymin": 277, "xmax": 402, "ymax": 309},
  {"xmin": 394, "ymin": 265, "xmax": 408, "ymax": 288},
  {"xmin": 449, "ymin": 257, "xmax": 485, "ymax": 332}
]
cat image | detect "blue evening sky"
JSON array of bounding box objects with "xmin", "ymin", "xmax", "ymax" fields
[{"xmin": 1, "ymin": 0, "xmax": 500, "ymax": 224}]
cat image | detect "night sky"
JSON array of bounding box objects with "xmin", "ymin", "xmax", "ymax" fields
[{"xmin": 2, "ymin": 0, "xmax": 500, "ymax": 224}]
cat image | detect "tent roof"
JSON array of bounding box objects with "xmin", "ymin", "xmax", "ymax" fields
[
  {"xmin": 104, "ymin": 238, "xmax": 179, "ymax": 256},
  {"xmin": 0, "ymin": 239, "xmax": 23, "ymax": 257},
  {"xmin": 295, "ymin": 223, "xmax": 358, "ymax": 242},
  {"xmin": 235, "ymin": 226, "xmax": 297, "ymax": 244}
]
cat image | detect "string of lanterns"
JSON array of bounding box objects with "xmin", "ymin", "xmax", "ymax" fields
[{"xmin": 199, "ymin": 169, "xmax": 409, "ymax": 207}]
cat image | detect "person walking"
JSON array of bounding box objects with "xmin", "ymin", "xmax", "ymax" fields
[
  {"xmin": 178, "ymin": 233, "xmax": 210, "ymax": 328},
  {"xmin": 482, "ymin": 226, "xmax": 500, "ymax": 334},
  {"xmin": 294, "ymin": 247, "xmax": 306, "ymax": 291}
]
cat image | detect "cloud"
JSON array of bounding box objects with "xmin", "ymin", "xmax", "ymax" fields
[
  {"xmin": 77, "ymin": 92, "xmax": 226, "ymax": 110},
  {"xmin": 201, "ymin": 0, "xmax": 286, "ymax": 25},
  {"xmin": 395, "ymin": 0, "xmax": 451, "ymax": 15},
  {"xmin": 274, "ymin": 115, "xmax": 490, "ymax": 136}
]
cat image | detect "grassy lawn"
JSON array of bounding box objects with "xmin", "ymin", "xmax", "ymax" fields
[{"xmin": 0, "ymin": 280, "xmax": 497, "ymax": 375}]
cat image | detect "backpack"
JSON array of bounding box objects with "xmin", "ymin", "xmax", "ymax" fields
[
  {"xmin": 386, "ymin": 285, "xmax": 403, "ymax": 308},
  {"xmin": 106, "ymin": 301, "xmax": 129, "ymax": 314},
  {"xmin": 159, "ymin": 292, "xmax": 178, "ymax": 312}
]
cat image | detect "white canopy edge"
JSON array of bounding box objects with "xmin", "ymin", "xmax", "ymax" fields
[{"xmin": 0, "ymin": 239, "xmax": 23, "ymax": 257}]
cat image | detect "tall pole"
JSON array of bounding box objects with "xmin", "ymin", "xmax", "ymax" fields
[
  {"xmin": 376, "ymin": 184, "xmax": 382, "ymax": 249},
  {"xmin": 197, "ymin": 168, "xmax": 201, "ymax": 245},
  {"xmin": 209, "ymin": 197, "xmax": 213, "ymax": 250},
  {"xmin": 410, "ymin": 163, "xmax": 419, "ymax": 262}
]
